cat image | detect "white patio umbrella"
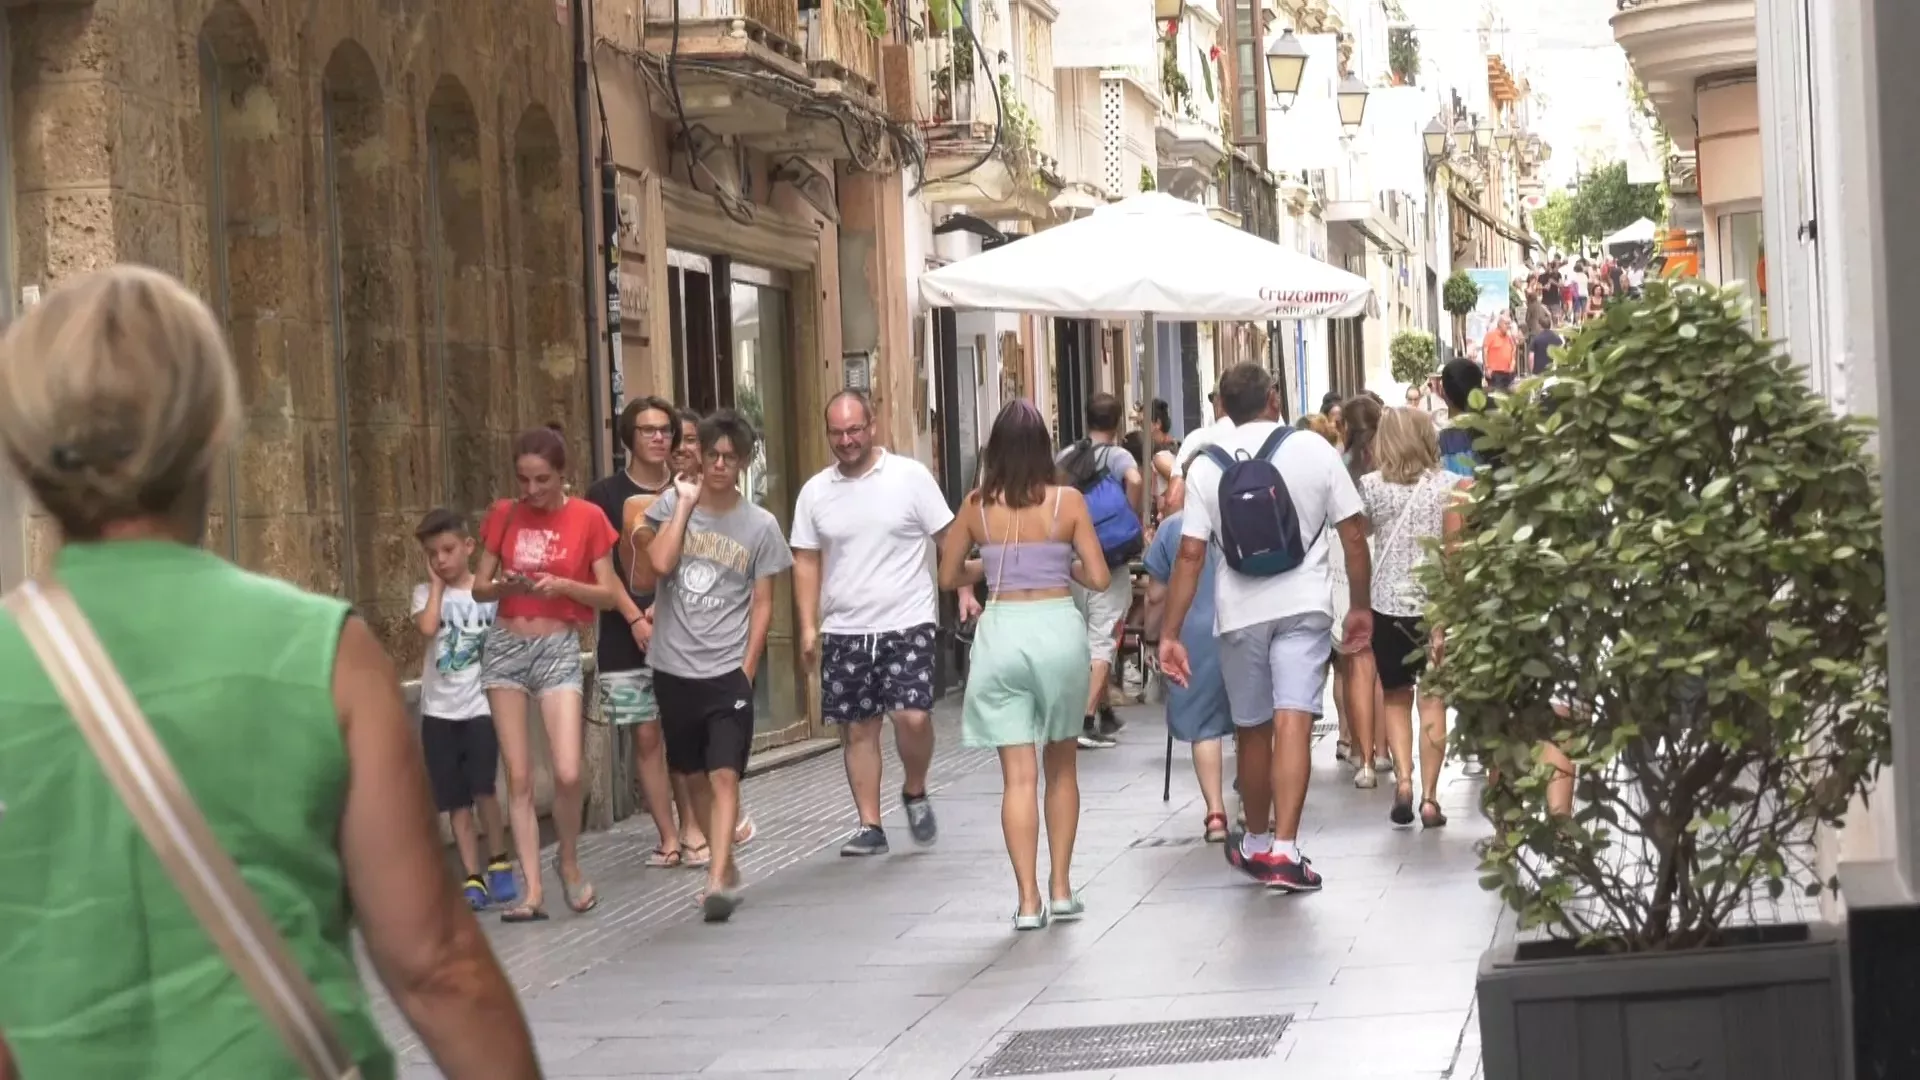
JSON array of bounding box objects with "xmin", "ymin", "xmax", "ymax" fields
[
  {"xmin": 920, "ymin": 192, "xmax": 1373, "ymax": 320},
  {"xmin": 1603, "ymin": 217, "xmax": 1658, "ymax": 249},
  {"xmin": 920, "ymin": 191, "xmax": 1372, "ymax": 524}
]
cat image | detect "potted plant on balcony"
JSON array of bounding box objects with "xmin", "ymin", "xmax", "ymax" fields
[
  {"xmin": 1388, "ymin": 26, "xmax": 1419, "ymax": 86},
  {"xmin": 929, "ymin": 32, "xmax": 975, "ymax": 123},
  {"xmin": 1422, "ymin": 279, "xmax": 1886, "ymax": 1080},
  {"xmin": 1389, "ymin": 329, "xmax": 1437, "ymax": 389}
]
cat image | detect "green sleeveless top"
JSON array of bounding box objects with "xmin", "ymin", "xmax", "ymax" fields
[{"xmin": 0, "ymin": 541, "xmax": 394, "ymax": 1079}]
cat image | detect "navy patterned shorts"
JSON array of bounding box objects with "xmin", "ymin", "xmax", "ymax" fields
[{"xmin": 821, "ymin": 623, "xmax": 938, "ymax": 723}]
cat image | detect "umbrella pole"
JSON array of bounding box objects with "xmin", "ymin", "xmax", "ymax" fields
[{"xmin": 1141, "ymin": 312, "xmax": 1157, "ymax": 529}]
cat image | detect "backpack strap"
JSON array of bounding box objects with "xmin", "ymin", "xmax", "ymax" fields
[
  {"xmin": 1256, "ymin": 425, "xmax": 1294, "ymax": 462},
  {"xmin": 1200, "ymin": 444, "xmax": 1235, "ymax": 471}
]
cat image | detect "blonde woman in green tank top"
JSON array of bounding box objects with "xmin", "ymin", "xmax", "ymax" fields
[{"xmin": 0, "ymin": 267, "xmax": 537, "ymax": 1079}]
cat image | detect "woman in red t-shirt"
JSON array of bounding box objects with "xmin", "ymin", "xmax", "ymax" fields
[{"xmin": 474, "ymin": 426, "xmax": 621, "ymax": 922}]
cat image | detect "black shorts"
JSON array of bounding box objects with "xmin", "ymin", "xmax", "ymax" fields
[
  {"xmin": 654, "ymin": 668, "xmax": 755, "ymax": 776},
  {"xmin": 1372, "ymin": 612, "xmax": 1429, "ymax": 692},
  {"xmin": 421, "ymin": 715, "xmax": 499, "ymax": 812},
  {"xmin": 821, "ymin": 623, "xmax": 937, "ymax": 723}
]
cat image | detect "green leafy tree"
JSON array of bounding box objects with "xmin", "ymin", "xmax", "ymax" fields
[
  {"xmin": 1565, "ymin": 161, "xmax": 1663, "ymax": 248},
  {"xmin": 1390, "ymin": 330, "xmax": 1438, "ymax": 386},
  {"xmin": 1442, "ymin": 270, "xmax": 1479, "ymax": 316},
  {"xmin": 1533, "ymin": 189, "xmax": 1576, "ymax": 252},
  {"xmin": 1422, "ymin": 280, "xmax": 1888, "ymax": 951}
]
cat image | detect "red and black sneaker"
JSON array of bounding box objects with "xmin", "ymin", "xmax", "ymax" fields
[
  {"xmin": 1223, "ymin": 833, "xmax": 1286, "ymax": 886},
  {"xmin": 1262, "ymin": 852, "xmax": 1324, "ymax": 893}
]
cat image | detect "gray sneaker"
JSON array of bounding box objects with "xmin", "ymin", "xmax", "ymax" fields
[
  {"xmin": 903, "ymin": 793, "xmax": 938, "ymax": 846},
  {"xmin": 840, "ymin": 825, "xmax": 889, "ymax": 856}
]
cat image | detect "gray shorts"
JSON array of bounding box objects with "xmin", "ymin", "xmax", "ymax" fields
[
  {"xmin": 481, "ymin": 625, "xmax": 583, "ymax": 696},
  {"xmin": 1218, "ymin": 611, "xmax": 1334, "ymax": 726},
  {"xmin": 1071, "ymin": 569, "xmax": 1134, "ymax": 665}
]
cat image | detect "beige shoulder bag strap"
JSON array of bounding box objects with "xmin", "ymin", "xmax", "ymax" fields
[{"xmin": 5, "ymin": 579, "xmax": 362, "ymax": 1080}]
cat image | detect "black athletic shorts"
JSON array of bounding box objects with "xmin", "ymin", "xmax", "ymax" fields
[
  {"xmin": 1372, "ymin": 612, "xmax": 1429, "ymax": 693},
  {"xmin": 653, "ymin": 668, "xmax": 756, "ymax": 777},
  {"xmin": 421, "ymin": 714, "xmax": 500, "ymax": 812}
]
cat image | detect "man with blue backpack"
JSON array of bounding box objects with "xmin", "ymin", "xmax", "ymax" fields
[
  {"xmin": 1158, "ymin": 364, "xmax": 1373, "ymax": 893},
  {"xmin": 1055, "ymin": 393, "xmax": 1145, "ymax": 750}
]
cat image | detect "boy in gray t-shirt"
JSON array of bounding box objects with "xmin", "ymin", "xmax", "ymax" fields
[{"xmin": 636, "ymin": 410, "xmax": 793, "ymax": 924}]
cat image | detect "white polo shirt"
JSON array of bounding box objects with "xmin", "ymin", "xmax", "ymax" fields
[
  {"xmin": 1181, "ymin": 421, "xmax": 1364, "ymax": 635},
  {"xmin": 1176, "ymin": 415, "xmax": 1236, "ymax": 473},
  {"xmin": 789, "ymin": 450, "xmax": 956, "ymax": 635}
]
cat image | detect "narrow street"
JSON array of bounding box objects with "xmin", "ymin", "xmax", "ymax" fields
[{"xmin": 382, "ymin": 703, "xmax": 1502, "ymax": 1079}]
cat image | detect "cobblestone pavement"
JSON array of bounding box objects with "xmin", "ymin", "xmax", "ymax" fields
[{"xmin": 379, "ymin": 701, "xmax": 1504, "ymax": 1079}]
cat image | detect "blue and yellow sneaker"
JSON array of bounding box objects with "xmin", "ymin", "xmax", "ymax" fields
[
  {"xmin": 462, "ymin": 874, "xmax": 490, "ymax": 911},
  {"xmin": 486, "ymin": 858, "xmax": 518, "ymax": 906}
]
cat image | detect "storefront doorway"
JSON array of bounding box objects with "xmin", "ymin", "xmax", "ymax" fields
[{"xmin": 665, "ymin": 249, "xmax": 803, "ymax": 747}]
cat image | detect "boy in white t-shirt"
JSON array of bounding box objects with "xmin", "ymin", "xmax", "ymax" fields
[{"xmin": 412, "ymin": 508, "xmax": 512, "ymax": 910}]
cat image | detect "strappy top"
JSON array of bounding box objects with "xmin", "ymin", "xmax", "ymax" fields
[{"xmin": 979, "ymin": 488, "xmax": 1075, "ymax": 593}]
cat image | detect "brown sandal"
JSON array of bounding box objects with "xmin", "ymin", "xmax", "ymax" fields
[{"xmin": 1420, "ymin": 798, "xmax": 1448, "ymax": 829}]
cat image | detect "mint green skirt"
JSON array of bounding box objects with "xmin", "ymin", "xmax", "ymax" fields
[{"xmin": 962, "ymin": 598, "xmax": 1093, "ymax": 748}]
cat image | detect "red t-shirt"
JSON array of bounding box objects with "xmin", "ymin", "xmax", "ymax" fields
[{"xmin": 481, "ymin": 497, "xmax": 618, "ymax": 624}]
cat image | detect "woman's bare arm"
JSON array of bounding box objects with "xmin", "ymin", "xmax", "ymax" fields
[
  {"xmin": 937, "ymin": 494, "xmax": 979, "ymax": 591},
  {"xmin": 333, "ymin": 618, "xmax": 539, "ymax": 1079},
  {"xmin": 470, "ymin": 548, "xmax": 510, "ymax": 604}
]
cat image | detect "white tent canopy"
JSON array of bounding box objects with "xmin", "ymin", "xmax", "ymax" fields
[
  {"xmin": 1604, "ymin": 217, "xmax": 1658, "ymax": 248},
  {"xmin": 918, "ymin": 192, "xmax": 1372, "ymax": 321}
]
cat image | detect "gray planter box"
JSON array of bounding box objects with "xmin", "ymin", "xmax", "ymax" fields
[{"xmin": 1476, "ymin": 922, "xmax": 1845, "ymax": 1080}]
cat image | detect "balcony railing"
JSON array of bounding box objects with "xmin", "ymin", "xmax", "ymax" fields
[
  {"xmin": 645, "ymin": 0, "xmax": 801, "ymax": 49},
  {"xmin": 802, "ymin": 0, "xmax": 882, "ymax": 94},
  {"xmin": 915, "ymin": 15, "xmax": 995, "ymax": 128}
]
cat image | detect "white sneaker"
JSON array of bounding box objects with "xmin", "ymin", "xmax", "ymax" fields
[{"xmin": 1354, "ymin": 766, "xmax": 1378, "ymax": 790}]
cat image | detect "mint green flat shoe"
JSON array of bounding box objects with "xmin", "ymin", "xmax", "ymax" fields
[
  {"xmin": 1048, "ymin": 893, "xmax": 1086, "ymax": 922},
  {"xmin": 1013, "ymin": 908, "xmax": 1049, "ymax": 931}
]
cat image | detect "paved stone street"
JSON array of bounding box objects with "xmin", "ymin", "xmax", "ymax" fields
[{"xmin": 382, "ymin": 701, "xmax": 1503, "ymax": 1079}]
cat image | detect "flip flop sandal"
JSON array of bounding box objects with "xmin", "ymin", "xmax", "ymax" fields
[
  {"xmin": 560, "ymin": 877, "xmax": 599, "ymax": 914},
  {"xmin": 1421, "ymin": 798, "xmax": 1449, "ymax": 829},
  {"xmin": 500, "ymin": 904, "xmax": 549, "ymax": 923},
  {"xmin": 646, "ymin": 846, "xmax": 683, "ymax": 869},
  {"xmin": 682, "ymin": 842, "xmax": 712, "ymax": 868},
  {"xmin": 1203, "ymin": 812, "xmax": 1229, "ymax": 843},
  {"xmin": 701, "ymin": 889, "xmax": 741, "ymax": 923},
  {"xmin": 1335, "ymin": 740, "xmax": 1353, "ymax": 763},
  {"xmin": 734, "ymin": 816, "xmax": 757, "ymax": 847}
]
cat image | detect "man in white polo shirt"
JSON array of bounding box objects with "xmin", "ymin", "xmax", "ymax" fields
[{"xmin": 792, "ymin": 391, "xmax": 963, "ymax": 856}]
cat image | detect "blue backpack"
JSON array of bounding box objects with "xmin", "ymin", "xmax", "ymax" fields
[
  {"xmin": 1203, "ymin": 427, "xmax": 1317, "ymax": 577},
  {"xmin": 1061, "ymin": 440, "xmax": 1144, "ymax": 567}
]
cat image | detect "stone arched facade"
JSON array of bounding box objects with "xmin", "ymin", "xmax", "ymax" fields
[{"xmin": 5, "ymin": 0, "xmax": 583, "ymax": 664}]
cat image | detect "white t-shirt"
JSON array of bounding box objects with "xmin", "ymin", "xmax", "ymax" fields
[
  {"xmin": 789, "ymin": 450, "xmax": 956, "ymax": 635},
  {"xmin": 1176, "ymin": 415, "xmax": 1236, "ymax": 472},
  {"xmin": 411, "ymin": 583, "xmax": 497, "ymax": 719},
  {"xmin": 1180, "ymin": 421, "xmax": 1365, "ymax": 635}
]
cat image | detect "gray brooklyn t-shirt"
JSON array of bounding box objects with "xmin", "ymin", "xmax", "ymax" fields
[{"xmin": 645, "ymin": 490, "xmax": 794, "ymax": 680}]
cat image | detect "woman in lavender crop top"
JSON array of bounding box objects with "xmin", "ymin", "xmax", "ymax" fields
[{"xmin": 940, "ymin": 401, "xmax": 1112, "ymax": 931}]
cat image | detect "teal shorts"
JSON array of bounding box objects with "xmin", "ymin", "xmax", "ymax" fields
[
  {"xmin": 962, "ymin": 598, "xmax": 1092, "ymax": 749},
  {"xmin": 597, "ymin": 667, "xmax": 659, "ymax": 726}
]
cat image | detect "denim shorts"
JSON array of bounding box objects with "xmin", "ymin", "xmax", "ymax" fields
[
  {"xmin": 481, "ymin": 625, "xmax": 583, "ymax": 696},
  {"xmin": 1217, "ymin": 611, "xmax": 1334, "ymax": 725}
]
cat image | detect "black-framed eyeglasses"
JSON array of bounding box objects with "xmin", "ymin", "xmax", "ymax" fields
[{"xmin": 828, "ymin": 423, "xmax": 869, "ymax": 440}]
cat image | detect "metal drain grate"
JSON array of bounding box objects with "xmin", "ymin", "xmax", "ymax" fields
[
  {"xmin": 1129, "ymin": 835, "xmax": 1205, "ymax": 849},
  {"xmin": 975, "ymin": 1014, "xmax": 1292, "ymax": 1077}
]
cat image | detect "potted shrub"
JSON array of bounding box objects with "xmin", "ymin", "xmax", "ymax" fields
[
  {"xmin": 1443, "ymin": 269, "xmax": 1479, "ymax": 351},
  {"xmin": 1423, "ymin": 280, "xmax": 1887, "ymax": 1079},
  {"xmin": 1389, "ymin": 329, "xmax": 1437, "ymax": 388},
  {"xmin": 1388, "ymin": 26, "xmax": 1419, "ymax": 86}
]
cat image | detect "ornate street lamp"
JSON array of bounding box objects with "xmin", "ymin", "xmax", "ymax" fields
[
  {"xmin": 1496, "ymin": 127, "xmax": 1514, "ymax": 155},
  {"xmin": 1423, "ymin": 117, "xmax": 1449, "ymax": 160},
  {"xmin": 1336, "ymin": 74, "xmax": 1370, "ymax": 137},
  {"xmin": 1266, "ymin": 30, "xmax": 1310, "ymax": 112},
  {"xmin": 1474, "ymin": 116, "xmax": 1493, "ymax": 152}
]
